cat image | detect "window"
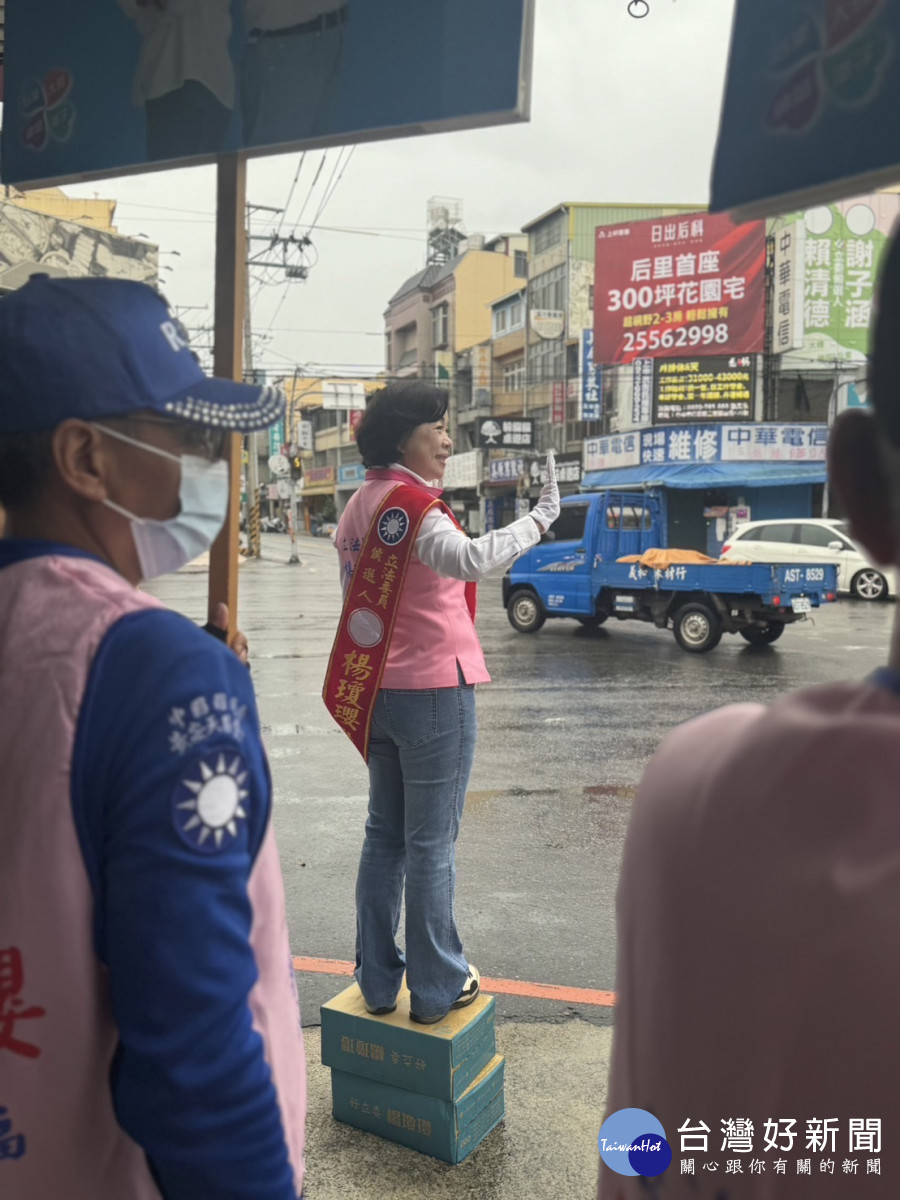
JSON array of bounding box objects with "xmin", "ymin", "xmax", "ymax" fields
[
  {"xmin": 502, "ymin": 359, "xmax": 525, "ymax": 391},
  {"xmin": 606, "ymin": 505, "xmax": 653, "ymax": 531},
  {"xmin": 493, "ymin": 308, "xmax": 508, "ymax": 337},
  {"xmin": 510, "ymin": 301, "xmax": 524, "ymax": 328},
  {"xmin": 533, "ymin": 215, "xmax": 565, "ymax": 255},
  {"xmin": 529, "ymin": 337, "xmax": 565, "ymax": 383},
  {"xmin": 551, "ymin": 503, "xmax": 588, "ymax": 543},
  {"xmin": 530, "ymin": 264, "xmax": 566, "ymax": 313},
  {"xmin": 514, "ymin": 249, "xmax": 528, "ymax": 278},
  {"xmin": 798, "ymin": 524, "xmax": 848, "ymax": 549},
  {"xmin": 742, "ymin": 523, "xmax": 796, "ymax": 543},
  {"xmin": 431, "ymin": 303, "xmax": 449, "ymax": 348}
]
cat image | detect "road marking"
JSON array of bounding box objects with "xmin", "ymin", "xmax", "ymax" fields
[{"xmin": 292, "ymin": 956, "xmax": 616, "ymax": 1008}]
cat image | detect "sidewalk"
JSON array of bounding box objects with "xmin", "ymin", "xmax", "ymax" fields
[
  {"xmin": 303, "ymin": 1021, "xmax": 611, "ymax": 1199},
  {"xmin": 156, "ymin": 542, "xmax": 616, "ymax": 1199}
]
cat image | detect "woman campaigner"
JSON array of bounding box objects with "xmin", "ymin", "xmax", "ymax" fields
[{"xmin": 324, "ymin": 382, "xmax": 559, "ymax": 1024}]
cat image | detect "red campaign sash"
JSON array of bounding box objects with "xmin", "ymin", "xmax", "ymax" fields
[{"xmin": 323, "ymin": 482, "xmax": 476, "ymax": 761}]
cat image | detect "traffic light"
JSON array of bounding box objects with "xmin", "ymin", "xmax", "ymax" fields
[{"xmin": 290, "ymin": 456, "xmax": 304, "ymax": 480}]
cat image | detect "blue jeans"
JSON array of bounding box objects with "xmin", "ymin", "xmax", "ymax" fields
[{"xmin": 355, "ymin": 682, "xmax": 477, "ymax": 1019}]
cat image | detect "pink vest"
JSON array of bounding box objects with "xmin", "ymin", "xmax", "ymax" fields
[
  {"xmin": 336, "ymin": 473, "xmax": 490, "ymax": 689},
  {"xmin": 0, "ymin": 554, "xmax": 306, "ymax": 1200}
]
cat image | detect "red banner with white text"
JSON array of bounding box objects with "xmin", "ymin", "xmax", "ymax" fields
[{"xmin": 593, "ymin": 211, "xmax": 767, "ymax": 366}]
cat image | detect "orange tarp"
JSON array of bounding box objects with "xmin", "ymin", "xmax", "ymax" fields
[{"xmin": 616, "ymin": 548, "xmax": 751, "ymax": 568}]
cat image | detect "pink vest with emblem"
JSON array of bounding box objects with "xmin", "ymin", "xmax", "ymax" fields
[
  {"xmin": 336, "ymin": 472, "xmax": 490, "ymax": 689},
  {"xmin": 0, "ymin": 554, "xmax": 306, "ymax": 1200}
]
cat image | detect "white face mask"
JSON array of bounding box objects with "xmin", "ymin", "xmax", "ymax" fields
[{"xmin": 95, "ymin": 424, "xmax": 230, "ymax": 581}]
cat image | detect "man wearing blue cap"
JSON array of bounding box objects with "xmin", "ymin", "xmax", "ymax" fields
[{"xmin": 0, "ymin": 276, "xmax": 306, "ymax": 1200}]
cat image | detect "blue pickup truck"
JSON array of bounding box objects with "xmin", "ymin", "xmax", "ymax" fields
[{"xmin": 503, "ymin": 490, "xmax": 838, "ymax": 653}]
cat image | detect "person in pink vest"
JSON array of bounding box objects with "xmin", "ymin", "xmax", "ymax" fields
[
  {"xmin": 332, "ymin": 381, "xmax": 560, "ymax": 1024},
  {"xmin": 597, "ymin": 233, "xmax": 900, "ymax": 1197},
  {"xmin": 0, "ymin": 275, "xmax": 305, "ymax": 1200}
]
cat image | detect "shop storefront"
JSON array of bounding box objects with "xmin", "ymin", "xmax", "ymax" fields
[
  {"xmin": 441, "ymin": 449, "xmax": 483, "ymax": 534},
  {"xmin": 336, "ymin": 463, "xmax": 367, "ymax": 517},
  {"xmin": 301, "ymin": 466, "xmax": 336, "ymax": 534},
  {"xmin": 582, "ymin": 423, "xmax": 828, "ymax": 556}
]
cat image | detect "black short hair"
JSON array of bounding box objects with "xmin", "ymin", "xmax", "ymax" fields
[
  {"xmin": 0, "ymin": 431, "xmax": 55, "ymax": 511},
  {"xmin": 355, "ymin": 382, "xmax": 448, "ymax": 469}
]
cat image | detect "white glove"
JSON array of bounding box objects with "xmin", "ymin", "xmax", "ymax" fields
[{"xmin": 530, "ymin": 451, "xmax": 560, "ymax": 532}]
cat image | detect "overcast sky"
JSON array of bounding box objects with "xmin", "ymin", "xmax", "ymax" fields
[{"xmin": 65, "ymin": 0, "xmax": 738, "ymax": 382}]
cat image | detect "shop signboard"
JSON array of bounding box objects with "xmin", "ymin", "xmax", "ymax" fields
[
  {"xmin": 530, "ymin": 309, "xmax": 565, "ymax": 339},
  {"xmin": 2, "ymin": 0, "xmax": 534, "ymax": 187},
  {"xmin": 581, "ymin": 330, "xmax": 602, "ymax": 421},
  {"xmin": 323, "ymin": 381, "xmax": 367, "ymax": 410},
  {"xmin": 711, "ymin": 0, "xmax": 899, "ymax": 220},
  {"xmin": 584, "ymin": 432, "xmax": 641, "ymax": 474},
  {"xmin": 719, "ymin": 423, "xmax": 829, "ymax": 462},
  {"xmin": 653, "ymin": 355, "xmax": 756, "ymax": 424},
  {"xmin": 593, "ymin": 212, "xmax": 767, "ymax": 366},
  {"xmin": 640, "ymin": 423, "xmax": 827, "ymax": 466},
  {"xmin": 479, "ymin": 418, "xmax": 534, "ymax": 449},
  {"xmin": 773, "ymin": 219, "xmax": 806, "ymax": 354},
  {"xmin": 488, "ymin": 456, "xmax": 526, "ymax": 483},
  {"xmin": 482, "ymin": 498, "xmax": 502, "ymax": 532},
  {"xmin": 529, "ymin": 454, "xmax": 581, "ymax": 486},
  {"xmin": 298, "ymin": 420, "xmax": 314, "ymax": 451},
  {"xmin": 305, "ymin": 466, "xmax": 335, "ymax": 485},
  {"xmin": 632, "ymin": 357, "xmax": 654, "ymax": 426},
  {"xmin": 442, "ymin": 449, "xmax": 482, "ymax": 490},
  {"xmin": 338, "ymin": 464, "xmax": 366, "ymax": 486},
  {"xmin": 551, "ymin": 382, "xmax": 566, "ymax": 425},
  {"xmin": 268, "ymin": 419, "xmax": 286, "ymax": 459}
]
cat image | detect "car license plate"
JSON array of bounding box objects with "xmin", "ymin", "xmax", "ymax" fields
[{"xmin": 791, "ymin": 597, "xmax": 811, "ymax": 614}]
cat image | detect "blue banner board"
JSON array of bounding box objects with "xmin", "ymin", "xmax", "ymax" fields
[
  {"xmin": 581, "ymin": 329, "xmax": 602, "ymax": 422},
  {"xmin": 2, "ymin": 0, "xmax": 534, "ymax": 187},
  {"xmin": 711, "ymin": 0, "xmax": 900, "ymax": 218}
]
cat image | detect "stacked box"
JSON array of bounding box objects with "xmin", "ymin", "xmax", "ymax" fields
[{"xmin": 321, "ymin": 981, "xmax": 505, "ymax": 1163}]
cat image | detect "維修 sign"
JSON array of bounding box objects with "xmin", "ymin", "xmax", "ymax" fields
[{"xmin": 593, "ymin": 212, "xmax": 766, "ymax": 366}]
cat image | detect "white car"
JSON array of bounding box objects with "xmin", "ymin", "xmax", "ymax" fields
[{"xmin": 721, "ymin": 518, "xmax": 896, "ymax": 601}]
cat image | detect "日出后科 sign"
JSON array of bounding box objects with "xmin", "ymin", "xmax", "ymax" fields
[{"xmin": 593, "ymin": 213, "xmax": 767, "ymax": 367}]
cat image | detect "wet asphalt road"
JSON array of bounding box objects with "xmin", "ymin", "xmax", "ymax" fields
[{"xmin": 149, "ymin": 533, "xmax": 896, "ymax": 1030}]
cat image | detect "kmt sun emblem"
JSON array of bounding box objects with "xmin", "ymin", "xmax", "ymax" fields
[
  {"xmin": 378, "ymin": 507, "xmax": 409, "ymax": 546},
  {"xmin": 172, "ymin": 753, "xmax": 250, "ymax": 854}
]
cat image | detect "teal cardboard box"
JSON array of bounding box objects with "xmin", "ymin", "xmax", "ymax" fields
[
  {"xmin": 331, "ymin": 1053, "xmax": 505, "ymax": 1164},
  {"xmin": 321, "ymin": 982, "xmax": 496, "ymax": 1101}
]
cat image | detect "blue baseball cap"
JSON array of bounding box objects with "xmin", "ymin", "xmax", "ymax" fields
[{"xmin": 0, "ymin": 274, "xmax": 285, "ymax": 435}]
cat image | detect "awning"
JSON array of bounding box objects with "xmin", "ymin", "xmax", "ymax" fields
[{"xmin": 581, "ymin": 461, "xmax": 827, "ymax": 491}]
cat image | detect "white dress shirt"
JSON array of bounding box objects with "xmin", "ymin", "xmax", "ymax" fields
[
  {"xmin": 339, "ymin": 464, "xmax": 541, "ymax": 597},
  {"xmin": 117, "ymin": 0, "xmax": 235, "ymax": 108}
]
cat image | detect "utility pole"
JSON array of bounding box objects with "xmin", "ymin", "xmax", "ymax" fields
[
  {"xmin": 243, "ymin": 202, "xmax": 313, "ymax": 558},
  {"xmin": 287, "ymin": 366, "xmax": 303, "ymax": 566}
]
